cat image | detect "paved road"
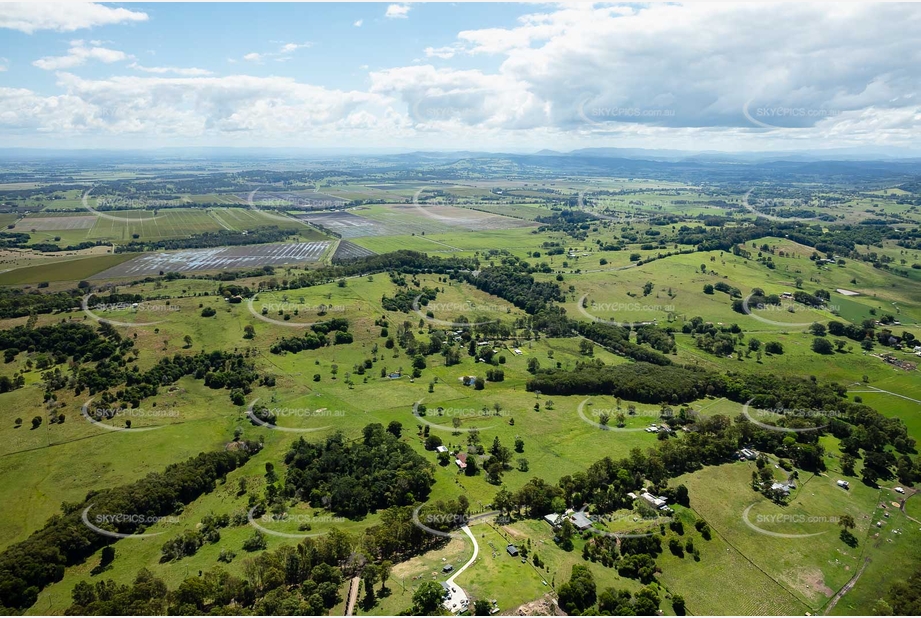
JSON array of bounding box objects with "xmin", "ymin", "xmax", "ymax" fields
[{"xmin": 443, "ymin": 525, "xmax": 478, "ymax": 614}]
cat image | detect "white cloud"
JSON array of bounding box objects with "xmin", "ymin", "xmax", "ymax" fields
[
  {"xmin": 0, "ymin": 2, "xmax": 147, "ymax": 34},
  {"xmin": 243, "ymin": 42, "xmax": 311, "ymax": 63},
  {"xmin": 385, "ymin": 4, "xmax": 410, "ymax": 19},
  {"xmin": 353, "ymin": 19, "xmax": 363, "ymax": 27},
  {"xmin": 0, "ymin": 72, "xmax": 395, "ymax": 140},
  {"xmin": 33, "ymin": 40, "xmax": 131, "ymax": 71},
  {"xmin": 5, "ymin": 3, "xmax": 921, "ymax": 151},
  {"xmin": 0, "ymin": 57, "xmax": 8, "ymax": 72},
  {"xmin": 370, "ymin": 65, "xmax": 547, "ymax": 130},
  {"xmin": 128, "ymin": 62, "xmax": 213, "ymax": 77},
  {"xmin": 424, "ymin": 45, "xmax": 463, "ymax": 60},
  {"xmin": 411, "ymin": 3, "xmax": 921, "ymax": 137}
]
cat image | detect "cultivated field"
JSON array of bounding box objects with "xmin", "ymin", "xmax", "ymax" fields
[
  {"xmin": 90, "ymin": 241, "xmax": 332, "ymax": 278},
  {"xmin": 13, "ymin": 216, "xmax": 97, "ymax": 231}
]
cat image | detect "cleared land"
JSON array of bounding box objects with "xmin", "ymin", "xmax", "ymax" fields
[
  {"xmin": 298, "ymin": 204, "xmax": 536, "ymax": 239},
  {"xmin": 297, "ymin": 211, "xmax": 394, "ymax": 238},
  {"xmin": 332, "ymin": 239, "xmax": 376, "ymax": 261},
  {"xmin": 90, "ymin": 241, "xmax": 331, "ymax": 278},
  {"xmin": 0, "ymin": 253, "xmax": 137, "ymax": 285},
  {"xmin": 86, "ymin": 208, "xmax": 297, "ymax": 242},
  {"xmin": 14, "ymin": 216, "xmax": 97, "ymax": 231}
]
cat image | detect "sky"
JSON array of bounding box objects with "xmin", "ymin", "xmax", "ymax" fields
[{"xmin": 0, "ymin": 1, "xmax": 920, "ymax": 153}]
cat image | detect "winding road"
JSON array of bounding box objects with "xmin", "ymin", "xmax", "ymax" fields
[{"xmin": 443, "ymin": 525, "xmax": 478, "ymax": 613}]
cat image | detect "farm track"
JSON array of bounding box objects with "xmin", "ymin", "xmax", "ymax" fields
[
  {"xmin": 847, "ymin": 383, "xmax": 921, "ymax": 404},
  {"xmin": 344, "ymin": 576, "xmax": 360, "ymax": 616},
  {"xmin": 822, "ymin": 557, "xmax": 871, "ymax": 615}
]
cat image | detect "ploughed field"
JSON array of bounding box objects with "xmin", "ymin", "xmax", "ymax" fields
[
  {"xmin": 332, "ymin": 239, "xmax": 377, "ymax": 261},
  {"xmin": 90, "ymin": 241, "xmax": 331, "ymax": 278},
  {"xmin": 297, "ymin": 203, "xmax": 537, "ymax": 238}
]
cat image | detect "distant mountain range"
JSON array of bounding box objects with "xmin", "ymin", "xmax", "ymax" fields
[
  {"xmin": 0, "ymin": 146, "xmax": 918, "ymax": 188},
  {"xmin": 1, "ymin": 145, "xmax": 920, "ymax": 163}
]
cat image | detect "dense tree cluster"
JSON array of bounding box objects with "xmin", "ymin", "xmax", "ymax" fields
[
  {"xmin": 460, "ymin": 262, "xmax": 564, "ymax": 314},
  {"xmin": 0, "ymin": 321, "xmax": 130, "ymax": 366},
  {"xmin": 574, "ymin": 321, "xmax": 671, "ymax": 365},
  {"xmin": 527, "ymin": 360, "xmax": 716, "ymax": 403},
  {"xmin": 381, "ymin": 286, "xmax": 437, "ymax": 313},
  {"xmin": 283, "ymin": 424, "xmax": 434, "ymax": 518},
  {"xmin": 269, "ymin": 319, "xmax": 351, "ymax": 355}
]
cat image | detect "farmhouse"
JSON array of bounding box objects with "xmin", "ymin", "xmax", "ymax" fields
[
  {"xmin": 739, "ymin": 448, "xmax": 757, "ymax": 460},
  {"xmin": 435, "ymin": 445, "xmax": 449, "ymax": 454},
  {"xmin": 640, "ymin": 492, "xmax": 668, "ymax": 510},
  {"xmin": 770, "ymin": 482, "xmax": 795, "ymax": 495},
  {"xmin": 569, "ymin": 511, "xmax": 593, "ymax": 530},
  {"xmin": 455, "ymin": 452, "xmax": 468, "ymax": 470},
  {"xmin": 506, "ymin": 544, "xmax": 519, "ymax": 557},
  {"xmin": 543, "ymin": 513, "xmax": 563, "ymax": 527}
]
